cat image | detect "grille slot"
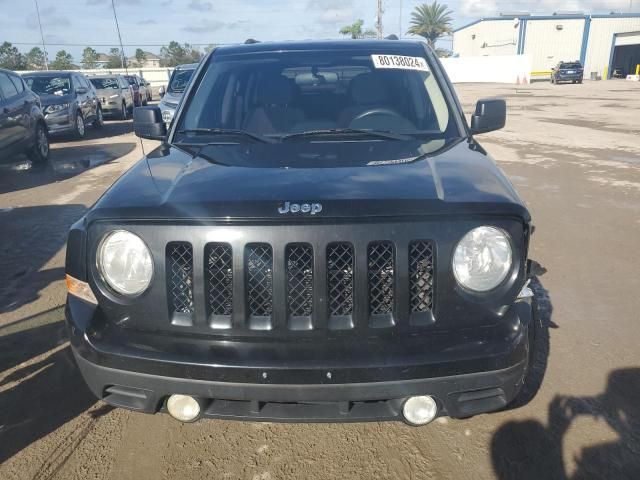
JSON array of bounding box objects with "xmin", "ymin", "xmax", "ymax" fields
[
  {"xmin": 167, "ymin": 242, "xmax": 194, "ymax": 326},
  {"xmin": 245, "ymin": 244, "xmax": 273, "ymax": 330},
  {"xmin": 368, "ymin": 242, "xmax": 395, "ymax": 327},
  {"xmin": 205, "ymin": 243, "xmax": 233, "ymax": 329},
  {"xmin": 409, "ymin": 241, "xmax": 435, "ymax": 326},
  {"xmin": 327, "ymin": 243, "xmax": 354, "ymax": 330},
  {"xmin": 286, "ymin": 244, "xmax": 314, "ymax": 330}
]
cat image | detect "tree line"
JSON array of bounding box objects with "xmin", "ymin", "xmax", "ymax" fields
[
  {"xmin": 0, "ymin": 41, "xmax": 212, "ymax": 71},
  {"xmin": 339, "ymin": 1, "xmax": 454, "ymax": 57}
]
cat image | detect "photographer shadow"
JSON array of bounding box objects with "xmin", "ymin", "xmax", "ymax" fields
[{"xmin": 492, "ymin": 367, "xmax": 640, "ymax": 479}]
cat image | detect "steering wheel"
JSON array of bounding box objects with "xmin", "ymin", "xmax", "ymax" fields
[{"xmin": 351, "ymin": 108, "xmax": 404, "ymax": 124}]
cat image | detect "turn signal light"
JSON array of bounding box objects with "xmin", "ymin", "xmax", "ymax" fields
[{"xmin": 66, "ymin": 274, "xmax": 98, "ymax": 304}]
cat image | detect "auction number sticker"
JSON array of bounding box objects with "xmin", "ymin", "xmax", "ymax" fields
[{"xmin": 371, "ymin": 54, "xmax": 429, "ymax": 72}]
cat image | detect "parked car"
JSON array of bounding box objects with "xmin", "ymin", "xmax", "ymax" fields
[
  {"xmin": 87, "ymin": 74, "xmax": 134, "ymax": 119},
  {"xmin": 143, "ymin": 79, "xmax": 153, "ymax": 102},
  {"xmin": 23, "ymin": 71, "xmax": 103, "ymax": 138},
  {"xmin": 158, "ymin": 63, "xmax": 197, "ymax": 124},
  {"xmin": 123, "ymin": 74, "xmax": 148, "ymax": 107},
  {"xmin": 551, "ymin": 61, "xmax": 584, "ymax": 84},
  {"xmin": 0, "ymin": 68, "xmax": 49, "ymax": 163},
  {"xmin": 66, "ymin": 40, "xmax": 537, "ymax": 426}
]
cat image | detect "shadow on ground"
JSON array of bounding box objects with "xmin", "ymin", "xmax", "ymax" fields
[
  {"xmin": 492, "ymin": 280, "xmax": 640, "ymax": 479},
  {"xmin": 0, "ymin": 312, "xmax": 108, "ymax": 466},
  {"xmin": 0, "ymin": 141, "xmax": 136, "ymax": 195},
  {"xmin": 0, "ymin": 204, "xmax": 87, "ymax": 314}
]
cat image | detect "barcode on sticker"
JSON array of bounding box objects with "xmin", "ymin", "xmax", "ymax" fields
[{"xmin": 371, "ymin": 54, "xmax": 430, "ymax": 72}]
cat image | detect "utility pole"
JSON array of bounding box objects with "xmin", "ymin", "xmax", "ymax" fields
[
  {"xmin": 399, "ymin": 0, "xmax": 402, "ymax": 39},
  {"xmin": 111, "ymin": 0, "xmax": 128, "ymax": 72},
  {"xmin": 34, "ymin": 0, "xmax": 48, "ymax": 70},
  {"xmin": 376, "ymin": 0, "xmax": 383, "ymax": 38}
]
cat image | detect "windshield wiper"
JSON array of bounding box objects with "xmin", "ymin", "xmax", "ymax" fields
[
  {"xmin": 279, "ymin": 128, "xmax": 412, "ymax": 142},
  {"xmin": 176, "ymin": 128, "xmax": 275, "ymax": 144}
]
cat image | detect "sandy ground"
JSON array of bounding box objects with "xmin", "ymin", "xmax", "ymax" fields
[{"xmin": 0, "ymin": 80, "xmax": 639, "ymax": 479}]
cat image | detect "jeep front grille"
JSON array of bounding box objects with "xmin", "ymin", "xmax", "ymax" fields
[
  {"xmin": 167, "ymin": 242, "xmax": 194, "ymax": 325},
  {"xmin": 205, "ymin": 243, "xmax": 233, "ymax": 328},
  {"xmin": 165, "ymin": 238, "xmax": 434, "ymax": 333},
  {"xmin": 245, "ymin": 244, "xmax": 273, "ymax": 330},
  {"xmin": 286, "ymin": 244, "xmax": 314, "ymax": 329}
]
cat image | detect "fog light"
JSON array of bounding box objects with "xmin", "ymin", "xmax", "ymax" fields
[
  {"xmin": 403, "ymin": 395, "xmax": 438, "ymax": 426},
  {"xmin": 166, "ymin": 394, "xmax": 201, "ymax": 422}
]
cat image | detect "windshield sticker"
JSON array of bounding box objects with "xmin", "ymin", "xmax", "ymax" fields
[{"xmin": 371, "ymin": 54, "xmax": 429, "ymax": 72}]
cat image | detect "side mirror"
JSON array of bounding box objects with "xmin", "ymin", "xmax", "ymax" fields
[
  {"xmin": 134, "ymin": 106, "xmax": 167, "ymax": 140},
  {"xmin": 76, "ymin": 87, "xmax": 88, "ymax": 94},
  {"xmin": 470, "ymin": 99, "xmax": 506, "ymax": 135}
]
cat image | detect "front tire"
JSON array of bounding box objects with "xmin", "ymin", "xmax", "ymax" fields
[
  {"xmin": 27, "ymin": 122, "xmax": 49, "ymax": 164},
  {"xmin": 73, "ymin": 111, "xmax": 86, "ymax": 139},
  {"xmin": 93, "ymin": 106, "xmax": 104, "ymax": 129}
]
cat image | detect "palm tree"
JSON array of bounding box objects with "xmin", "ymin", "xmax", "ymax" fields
[
  {"xmin": 407, "ymin": 2, "xmax": 453, "ymax": 49},
  {"xmin": 339, "ymin": 19, "xmax": 364, "ymax": 39}
]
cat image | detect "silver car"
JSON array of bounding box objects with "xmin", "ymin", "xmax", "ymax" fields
[
  {"xmin": 159, "ymin": 63, "xmax": 198, "ymax": 124},
  {"xmin": 87, "ymin": 74, "xmax": 134, "ymax": 119}
]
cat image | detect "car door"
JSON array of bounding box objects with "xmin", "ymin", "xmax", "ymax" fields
[
  {"xmin": 74, "ymin": 74, "xmax": 92, "ymax": 121},
  {"xmin": 0, "ymin": 72, "xmax": 24, "ymax": 158},
  {"xmin": 7, "ymin": 73, "xmax": 32, "ymax": 146}
]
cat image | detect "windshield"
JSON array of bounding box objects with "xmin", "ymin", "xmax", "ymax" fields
[
  {"xmin": 24, "ymin": 75, "xmax": 71, "ymax": 96},
  {"xmin": 168, "ymin": 69, "xmax": 195, "ymax": 94},
  {"xmin": 124, "ymin": 76, "xmax": 137, "ymax": 86},
  {"xmin": 176, "ymin": 47, "xmax": 457, "ymax": 141},
  {"xmin": 89, "ymin": 77, "xmax": 119, "ymax": 90},
  {"xmin": 560, "ymin": 63, "xmax": 582, "ymax": 69}
]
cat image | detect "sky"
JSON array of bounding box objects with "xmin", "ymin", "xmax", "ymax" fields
[{"xmin": 2, "ymin": 0, "xmax": 637, "ymax": 62}]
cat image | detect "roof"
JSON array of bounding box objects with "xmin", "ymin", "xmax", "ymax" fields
[
  {"xmin": 454, "ymin": 12, "xmax": 640, "ymax": 33},
  {"xmin": 214, "ymin": 39, "xmax": 426, "ymax": 55},
  {"xmin": 174, "ymin": 62, "xmax": 199, "ymax": 70},
  {"xmin": 21, "ymin": 70, "xmax": 72, "ymax": 76}
]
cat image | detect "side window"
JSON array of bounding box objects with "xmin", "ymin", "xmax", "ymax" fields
[
  {"xmin": 9, "ymin": 75, "xmax": 25, "ymax": 94},
  {"xmin": 0, "ymin": 73, "xmax": 19, "ymax": 100}
]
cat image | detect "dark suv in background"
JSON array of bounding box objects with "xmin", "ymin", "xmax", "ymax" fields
[
  {"xmin": 551, "ymin": 61, "xmax": 584, "ymax": 84},
  {"xmin": 0, "ymin": 68, "xmax": 49, "ymax": 163},
  {"xmin": 23, "ymin": 71, "xmax": 104, "ymax": 138}
]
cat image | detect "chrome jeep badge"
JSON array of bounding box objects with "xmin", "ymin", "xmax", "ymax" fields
[{"xmin": 278, "ymin": 202, "xmax": 323, "ymax": 215}]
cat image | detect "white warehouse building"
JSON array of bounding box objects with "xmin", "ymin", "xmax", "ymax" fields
[{"xmin": 453, "ymin": 13, "xmax": 640, "ymax": 79}]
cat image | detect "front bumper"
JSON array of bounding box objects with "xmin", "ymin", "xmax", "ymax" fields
[
  {"xmin": 67, "ymin": 295, "xmax": 533, "ymax": 423},
  {"xmin": 44, "ymin": 110, "xmax": 73, "ymax": 134}
]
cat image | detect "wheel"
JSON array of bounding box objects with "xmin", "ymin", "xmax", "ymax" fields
[
  {"xmin": 142, "ymin": 96, "xmax": 148, "ymax": 106},
  {"xmin": 93, "ymin": 106, "xmax": 104, "ymax": 128},
  {"xmin": 578, "ymin": 80, "xmax": 583, "ymax": 84},
  {"xmin": 73, "ymin": 111, "xmax": 86, "ymax": 139},
  {"xmin": 120, "ymin": 102, "xmax": 128, "ymax": 120},
  {"xmin": 550, "ymin": 76, "xmax": 554, "ymax": 84},
  {"xmin": 27, "ymin": 122, "xmax": 49, "ymax": 164}
]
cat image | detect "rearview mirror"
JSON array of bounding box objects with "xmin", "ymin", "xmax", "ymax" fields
[
  {"xmin": 470, "ymin": 99, "xmax": 506, "ymax": 135},
  {"xmin": 134, "ymin": 106, "xmax": 167, "ymax": 140}
]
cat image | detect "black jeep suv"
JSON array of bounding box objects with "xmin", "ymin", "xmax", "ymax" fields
[{"xmin": 66, "ymin": 40, "xmax": 537, "ymax": 425}]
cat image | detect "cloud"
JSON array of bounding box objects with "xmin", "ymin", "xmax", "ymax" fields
[
  {"xmin": 138, "ymin": 19, "xmax": 158, "ymax": 25},
  {"xmin": 188, "ymin": 0, "xmax": 213, "ymax": 11},
  {"xmin": 25, "ymin": 6, "xmax": 71, "ymax": 30},
  {"xmin": 182, "ymin": 20, "xmax": 226, "ymax": 33}
]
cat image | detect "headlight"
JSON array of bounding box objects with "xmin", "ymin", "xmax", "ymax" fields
[
  {"xmin": 453, "ymin": 226, "xmax": 512, "ymax": 292},
  {"xmin": 97, "ymin": 230, "xmax": 154, "ymax": 296},
  {"xmin": 44, "ymin": 103, "xmax": 69, "ymax": 114},
  {"xmin": 109, "ymin": 94, "xmax": 119, "ymax": 99}
]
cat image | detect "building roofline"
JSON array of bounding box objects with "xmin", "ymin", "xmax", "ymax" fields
[{"xmin": 453, "ymin": 12, "xmax": 640, "ymax": 33}]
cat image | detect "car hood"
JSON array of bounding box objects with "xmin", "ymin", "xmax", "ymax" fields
[
  {"xmin": 38, "ymin": 93, "xmax": 73, "ymax": 107},
  {"xmin": 89, "ymin": 139, "xmax": 529, "ymax": 222}
]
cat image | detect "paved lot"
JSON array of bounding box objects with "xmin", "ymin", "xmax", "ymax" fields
[{"xmin": 0, "ymin": 80, "xmax": 639, "ymax": 479}]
